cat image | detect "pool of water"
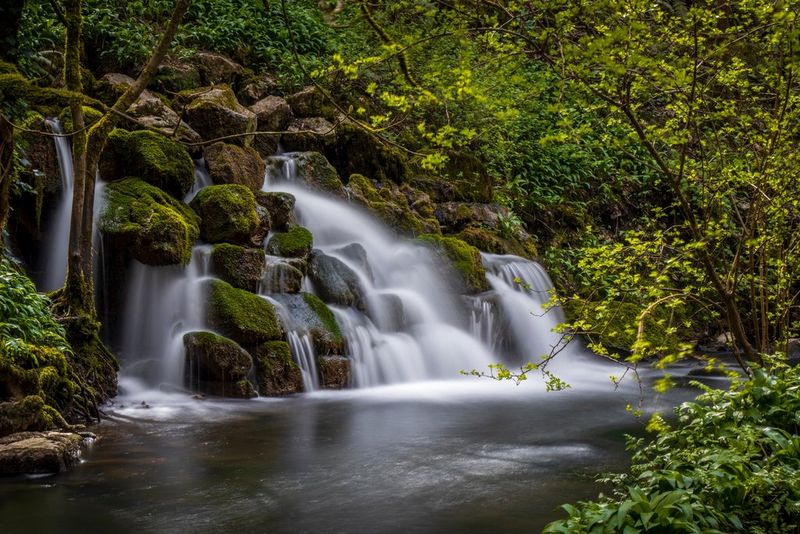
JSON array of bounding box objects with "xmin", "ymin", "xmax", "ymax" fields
[{"xmin": 0, "ymin": 368, "xmax": 705, "ymax": 534}]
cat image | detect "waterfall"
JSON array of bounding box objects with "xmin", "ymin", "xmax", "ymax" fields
[
  {"xmin": 183, "ymin": 158, "xmax": 213, "ymax": 203},
  {"xmin": 40, "ymin": 119, "xmax": 74, "ymax": 292}
]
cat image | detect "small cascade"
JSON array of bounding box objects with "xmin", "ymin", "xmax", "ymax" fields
[
  {"xmin": 183, "ymin": 158, "xmax": 213, "ymax": 203},
  {"xmin": 40, "ymin": 119, "xmax": 74, "ymax": 292},
  {"xmin": 469, "ymin": 297, "xmax": 498, "ymax": 350},
  {"xmin": 286, "ymin": 331, "xmax": 320, "ymax": 391},
  {"xmin": 264, "ymin": 295, "xmax": 322, "ymax": 391},
  {"xmin": 92, "ymin": 177, "xmax": 109, "ymax": 326},
  {"xmin": 120, "ymin": 246, "xmax": 213, "ymax": 386}
]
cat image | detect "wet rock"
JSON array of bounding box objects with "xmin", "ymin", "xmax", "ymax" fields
[
  {"xmin": 455, "ymin": 226, "xmax": 538, "ymax": 259},
  {"xmin": 204, "ymin": 142, "xmax": 266, "ymax": 192},
  {"xmin": 271, "ymin": 293, "xmax": 344, "ymax": 355},
  {"xmin": 280, "ymin": 117, "xmax": 335, "ymax": 153},
  {"xmin": 317, "ymin": 356, "xmax": 350, "ymax": 389},
  {"xmin": 369, "ymin": 293, "xmax": 406, "ymax": 331},
  {"xmin": 206, "ymin": 280, "xmax": 283, "ymax": 345},
  {"xmin": 211, "ymin": 243, "xmax": 265, "ymax": 292},
  {"xmin": 308, "ymin": 249, "xmax": 365, "ymax": 310},
  {"xmin": 237, "ymin": 74, "xmax": 278, "ymax": 106},
  {"xmin": 183, "ymin": 331, "xmax": 256, "ymax": 398},
  {"xmin": 434, "ymin": 202, "xmax": 505, "ymax": 233},
  {"xmin": 253, "ymin": 341, "xmax": 302, "ymax": 395},
  {"xmin": 255, "ymin": 191, "xmax": 296, "ymax": 231},
  {"xmin": 190, "ymin": 184, "xmax": 260, "ymax": 245},
  {"xmin": 331, "ymin": 243, "xmax": 373, "ymax": 283},
  {"xmin": 0, "ymin": 431, "xmax": 84, "ymax": 476},
  {"xmin": 266, "ymin": 226, "xmax": 313, "ymax": 259},
  {"xmin": 347, "ymin": 174, "xmax": 439, "ymax": 236},
  {"xmin": 99, "ymin": 129, "xmax": 195, "ymax": 198},
  {"xmin": 418, "ymin": 234, "xmax": 489, "ymax": 294},
  {"xmin": 0, "ymin": 396, "xmax": 52, "ymax": 437},
  {"xmin": 100, "ymin": 178, "xmax": 200, "ymax": 265},
  {"xmin": 177, "ymin": 85, "xmax": 256, "ymax": 147},
  {"xmin": 280, "ymin": 152, "xmax": 345, "ymax": 196},
  {"xmin": 194, "ymin": 51, "xmax": 243, "ymax": 85},
  {"xmin": 262, "ymin": 258, "xmax": 304, "ymax": 294}
]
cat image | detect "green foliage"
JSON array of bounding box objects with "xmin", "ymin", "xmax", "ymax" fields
[{"xmin": 545, "ymin": 364, "xmax": 800, "ymax": 533}]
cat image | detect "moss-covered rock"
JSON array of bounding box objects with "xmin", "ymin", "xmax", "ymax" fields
[
  {"xmin": 177, "ymin": 85, "xmax": 256, "ymax": 147},
  {"xmin": 57, "ymin": 106, "xmax": 103, "ymax": 133},
  {"xmin": 281, "ymin": 152, "xmax": 345, "ymax": 196},
  {"xmin": 270, "ymin": 293, "xmax": 344, "ymax": 355},
  {"xmin": 317, "ymin": 356, "xmax": 350, "ymax": 389},
  {"xmin": 255, "ymin": 191, "xmax": 296, "ymax": 231},
  {"xmin": 183, "ymin": 331, "xmax": 256, "ymax": 398},
  {"xmin": 418, "ymin": 234, "xmax": 489, "ymax": 294},
  {"xmin": 206, "ymin": 280, "xmax": 283, "ymax": 346},
  {"xmin": 237, "ymin": 73, "xmax": 278, "ymax": 106},
  {"xmin": 253, "ymin": 341, "xmax": 302, "ymax": 395},
  {"xmin": 456, "ymin": 226, "xmax": 538, "ymax": 259},
  {"xmin": 262, "ymin": 259, "xmax": 304, "ymax": 294},
  {"xmin": 266, "ymin": 226, "xmax": 313, "ymax": 258},
  {"xmin": 249, "ymin": 95, "xmax": 291, "ymax": 157},
  {"xmin": 99, "ymin": 129, "xmax": 195, "ymax": 199},
  {"xmin": 347, "ymin": 174, "xmax": 440, "ymax": 236},
  {"xmin": 308, "ymin": 250, "xmax": 365, "ymax": 310},
  {"xmin": 190, "ymin": 184, "xmax": 260, "ymax": 245},
  {"xmin": 211, "ymin": 243, "xmax": 265, "ymax": 292},
  {"xmin": 325, "ymin": 122, "xmax": 409, "ymax": 184},
  {"xmin": 194, "ymin": 51, "xmax": 243, "ymax": 85},
  {"xmin": 287, "ymin": 86, "xmax": 336, "ymax": 119},
  {"xmin": 280, "ymin": 117, "xmax": 335, "ymax": 153},
  {"xmin": 204, "ymin": 142, "xmax": 266, "ymax": 192},
  {"xmin": 152, "ymin": 59, "xmax": 202, "ymax": 93},
  {"xmin": 100, "ymin": 178, "xmax": 200, "ymax": 265}
]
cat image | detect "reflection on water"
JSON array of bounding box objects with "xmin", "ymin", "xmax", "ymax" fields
[{"xmin": 0, "ymin": 369, "xmax": 702, "ymax": 534}]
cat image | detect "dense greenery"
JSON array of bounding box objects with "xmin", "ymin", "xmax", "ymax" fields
[{"xmin": 545, "ymin": 365, "xmax": 800, "ymax": 533}]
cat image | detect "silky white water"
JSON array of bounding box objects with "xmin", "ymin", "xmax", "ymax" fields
[{"xmin": 40, "ymin": 119, "xmax": 74, "ymax": 292}]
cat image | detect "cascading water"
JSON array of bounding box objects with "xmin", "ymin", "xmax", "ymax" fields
[
  {"xmin": 40, "ymin": 119, "xmax": 74, "ymax": 292},
  {"xmin": 183, "ymin": 158, "xmax": 213, "ymax": 203}
]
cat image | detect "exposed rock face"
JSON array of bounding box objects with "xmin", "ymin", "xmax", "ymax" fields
[
  {"xmin": 194, "ymin": 51, "xmax": 243, "ymax": 85},
  {"xmin": 317, "ymin": 356, "xmax": 350, "ymax": 389},
  {"xmin": 237, "ymin": 74, "xmax": 278, "ymax": 106},
  {"xmin": 266, "ymin": 226, "xmax": 313, "ymax": 259},
  {"xmin": 0, "ymin": 396, "xmax": 53, "ymax": 437},
  {"xmin": 262, "ymin": 258, "xmax": 304, "ymax": 294},
  {"xmin": 331, "ymin": 243, "xmax": 374, "ymax": 283},
  {"xmin": 178, "ymin": 85, "xmax": 256, "ymax": 147},
  {"xmin": 190, "ymin": 184, "xmax": 260, "ymax": 245},
  {"xmin": 308, "ymin": 250, "xmax": 365, "ymax": 310},
  {"xmin": 455, "ymin": 226, "xmax": 538, "ymax": 259},
  {"xmin": 270, "ymin": 293, "xmax": 344, "ymax": 355},
  {"xmin": 253, "ymin": 341, "xmax": 302, "ymax": 395},
  {"xmin": 418, "ymin": 234, "xmax": 489, "ymax": 294},
  {"xmin": 347, "ymin": 174, "xmax": 440, "ymax": 236},
  {"xmin": 206, "ymin": 280, "xmax": 283, "ymax": 346},
  {"xmin": 99, "ymin": 129, "xmax": 196, "ymax": 198},
  {"xmin": 204, "ymin": 142, "xmax": 266, "ymax": 192},
  {"xmin": 249, "ymin": 96, "xmax": 292, "ymax": 156},
  {"xmin": 286, "ymin": 86, "xmax": 334, "ymax": 119},
  {"xmin": 183, "ymin": 331, "xmax": 256, "ymax": 398},
  {"xmin": 211, "ymin": 243, "xmax": 265, "ymax": 292},
  {"xmin": 100, "ymin": 178, "xmax": 200, "ymax": 265},
  {"xmin": 0, "ymin": 432, "xmax": 85, "ymax": 476},
  {"xmin": 256, "ymin": 191, "xmax": 295, "ymax": 231},
  {"xmin": 280, "ymin": 117, "xmax": 335, "ymax": 153}
]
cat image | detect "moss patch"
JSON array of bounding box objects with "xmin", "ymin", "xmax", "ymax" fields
[
  {"xmin": 57, "ymin": 106, "xmax": 103, "ymax": 133},
  {"xmin": 266, "ymin": 226, "xmax": 313, "ymax": 258},
  {"xmin": 206, "ymin": 279, "xmax": 283, "ymax": 346},
  {"xmin": 348, "ymin": 174, "xmax": 440, "ymax": 236},
  {"xmin": 302, "ymin": 293, "xmax": 343, "ymax": 346},
  {"xmin": 211, "ymin": 243, "xmax": 265, "ymax": 292},
  {"xmin": 456, "ymin": 226, "xmax": 538, "ymax": 259},
  {"xmin": 418, "ymin": 233, "xmax": 489, "ymax": 293},
  {"xmin": 190, "ymin": 184, "xmax": 260, "ymax": 245},
  {"xmin": 183, "ymin": 331, "xmax": 256, "ymax": 398},
  {"xmin": 253, "ymin": 341, "xmax": 302, "ymax": 395},
  {"xmin": 100, "ymin": 178, "xmax": 200, "ymax": 265},
  {"xmin": 99, "ymin": 129, "xmax": 195, "ymax": 199}
]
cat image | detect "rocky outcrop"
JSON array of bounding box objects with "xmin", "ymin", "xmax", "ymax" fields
[
  {"xmin": 249, "ymin": 95, "xmax": 292, "ymax": 157},
  {"xmin": 262, "ymin": 258, "xmax": 304, "ymax": 294},
  {"xmin": 0, "ymin": 431, "xmax": 86, "ymax": 476},
  {"xmin": 270, "ymin": 293, "xmax": 344, "ymax": 355},
  {"xmin": 266, "ymin": 226, "xmax": 313, "ymax": 259},
  {"xmin": 418, "ymin": 234, "xmax": 489, "ymax": 294},
  {"xmin": 253, "ymin": 341, "xmax": 302, "ymax": 395},
  {"xmin": 256, "ymin": 191, "xmax": 295, "ymax": 231},
  {"xmin": 317, "ymin": 356, "xmax": 350, "ymax": 389},
  {"xmin": 347, "ymin": 174, "xmax": 440, "ymax": 236},
  {"xmin": 277, "ymin": 152, "xmax": 345, "ymax": 196},
  {"xmin": 100, "ymin": 129, "xmax": 195, "ymax": 198},
  {"xmin": 237, "ymin": 73, "xmax": 277, "ymax": 106},
  {"xmin": 308, "ymin": 250, "xmax": 365, "ymax": 310},
  {"xmin": 211, "ymin": 243, "xmax": 265, "ymax": 292},
  {"xmin": 194, "ymin": 51, "xmax": 243, "ymax": 85},
  {"xmin": 152, "ymin": 59, "xmax": 202, "ymax": 93},
  {"xmin": 204, "ymin": 142, "xmax": 266, "ymax": 192},
  {"xmin": 206, "ymin": 280, "xmax": 283, "ymax": 346},
  {"xmin": 190, "ymin": 184, "xmax": 260, "ymax": 245},
  {"xmin": 100, "ymin": 178, "xmax": 200, "ymax": 265},
  {"xmin": 183, "ymin": 331, "xmax": 256, "ymax": 398},
  {"xmin": 286, "ymin": 86, "xmax": 335, "ymax": 119},
  {"xmin": 177, "ymin": 85, "xmax": 256, "ymax": 147},
  {"xmin": 325, "ymin": 123, "xmax": 409, "ymax": 184},
  {"xmin": 280, "ymin": 117, "xmax": 335, "ymax": 153},
  {"xmin": 455, "ymin": 226, "xmax": 538, "ymax": 259}
]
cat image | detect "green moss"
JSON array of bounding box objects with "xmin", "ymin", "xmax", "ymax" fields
[
  {"xmin": 206, "ymin": 279, "xmax": 283, "ymax": 345},
  {"xmin": 348, "ymin": 174, "xmax": 440, "ymax": 236},
  {"xmin": 100, "ymin": 129, "xmax": 195, "ymax": 198},
  {"xmin": 418, "ymin": 233, "xmax": 489, "ymax": 293},
  {"xmin": 211, "ymin": 243, "xmax": 265, "ymax": 292},
  {"xmin": 100, "ymin": 177, "xmax": 200, "ymax": 265},
  {"xmin": 191, "ymin": 184, "xmax": 259, "ymax": 245},
  {"xmin": 456, "ymin": 226, "xmax": 538, "ymax": 259},
  {"xmin": 266, "ymin": 226, "xmax": 313, "ymax": 258},
  {"xmin": 57, "ymin": 106, "xmax": 103, "ymax": 133},
  {"xmin": 0, "ymin": 72, "xmax": 72, "ymax": 116},
  {"xmin": 302, "ymin": 293, "xmax": 343, "ymax": 343},
  {"xmin": 254, "ymin": 341, "xmax": 302, "ymax": 395}
]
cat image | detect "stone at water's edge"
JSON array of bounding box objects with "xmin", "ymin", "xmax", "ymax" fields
[
  {"xmin": 206, "ymin": 279, "xmax": 284, "ymax": 346},
  {"xmin": 262, "ymin": 259, "xmax": 304, "ymax": 294},
  {"xmin": 266, "ymin": 226, "xmax": 313, "ymax": 259},
  {"xmin": 0, "ymin": 431, "xmax": 88, "ymax": 476},
  {"xmin": 270, "ymin": 293, "xmax": 344, "ymax": 356},
  {"xmin": 183, "ymin": 331, "xmax": 257, "ymax": 399},
  {"xmin": 308, "ymin": 249, "xmax": 365, "ymax": 310},
  {"xmin": 317, "ymin": 356, "xmax": 351, "ymax": 389},
  {"xmin": 256, "ymin": 191, "xmax": 296, "ymax": 232},
  {"xmin": 204, "ymin": 142, "xmax": 266, "ymax": 192},
  {"xmin": 211, "ymin": 244, "xmax": 265, "ymax": 292},
  {"xmin": 254, "ymin": 341, "xmax": 303, "ymax": 395},
  {"xmin": 190, "ymin": 184, "xmax": 260, "ymax": 246}
]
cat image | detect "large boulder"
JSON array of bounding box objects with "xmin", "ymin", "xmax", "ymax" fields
[
  {"xmin": 325, "ymin": 122, "xmax": 409, "ymax": 184},
  {"xmin": 0, "ymin": 431, "xmax": 84, "ymax": 475},
  {"xmin": 99, "ymin": 129, "xmax": 195, "ymax": 198},
  {"xmin": 204, "ymin": 142, "xmax": 266, "ymax": 192},
  {"xmin": 178, "ymin": 85, "xmax": 256, "ymax": 147},
  {"xmin": 100, "ymin": 178, "xmax": 200, "ymax": 265},
  {"xmin": 255, "ymin": 191, "xmax": 295, "ymax": 231},
  {"xmin": 211, "ymin": 243, "xmax": 265, "ymax": 292},
  {"xmin": 434, "ymin": 202, "xmax": 506, "ymax": 233},
  {"xmin": 237, "ymin": 73, "xmax": 278, "ymax": 106},
  {"xmin": 183, "ymin": 331, "xmax": 256, "ymax": 398},
  {"xmin": 190, "ymin": 184, "xmax": 260, "ymax": 245},
  {"xmin": 455, "ymin": 226, "xmax": 538, "ymax": 259},
  {"xmin": 249, "ymin": 95, "xmax": 292, "ymax": 157},
  {"xmin": 206, "ymin": 279, "xmax": 283, "ymax": 346},
  {"xmin": 194, "ymin": 51, "xmax": 243, "ymax": 85},
  {"xmin": 347, "ymin": 174, "xmax": 439, "ymax": 236},
  {"xmin": 317, "ymin": 356, "xmax": 350, "ymax": 389},
  {"xmin": 253, "ymin": 341, "xmax": 302, "ymax": 395},
  {"xmin": 261, "ymin": 258, "xmax": 304, "ymax": 294},
  {"xmin": 269, "ymin": 152, "xmax": 344, "ymax": 195},
  {"xmin": 152, "ymin": 59, "xmax": 202, "ymax": 93},
  {"xmin": 308, "ymin": 249, "xmax": 365, "ymax": 310},
  {"xmin": 280, "ymin": 117, "xmax": 335, "ymax": 153},
  {"xmin": 418, "ymin": 234, "xmax": 489, "ymax": 294},
  {"xmin": 266, "ymin": 226, "xmax": 313, "ymax": 259},
  {"xmin": 270, "ymin": 293, "xmax": 344, "ymax": 355},
  {"xmin": 286, "ymin": 86, "xmax": 335, "ymax": 119}
]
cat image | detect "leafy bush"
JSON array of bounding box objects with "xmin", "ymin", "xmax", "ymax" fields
[{"xmin": 544, "ymin": 365, "xmax": 800, "ymax": 533}]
